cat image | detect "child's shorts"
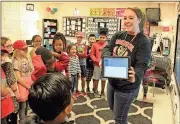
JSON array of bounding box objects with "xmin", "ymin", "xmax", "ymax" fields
[
  {"xmin": 93, "ymin": 66, "xmax": 107, "ymax": 81},
  {"xmin": 80, "ymin": 65, "xmax": 86, "ymax": 78},
  {"xmin": 86, "ymin": 68, "xmax": 94, "ymax": 81}
]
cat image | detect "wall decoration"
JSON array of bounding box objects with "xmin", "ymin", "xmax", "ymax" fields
[
  {"xmin": 90, "ymin": 8, "xmax": 103, "ymax": 16},
  {"xmin": 26, "ymin": 4, "xmax": 34, "ymax": 11},
  {"xmin": 86, "ymin": 17, "xmax": 119, "ymax": 39},
  {"xmin": 46, "ymin": 7, "xmax": 58, "ymax": 14},
  {"xmin": 103, "ymin": 8, "xmax": 115, "ymax": 17},
  {"xmin": 116, "ymin": 8, "xmax": 125, "ymax": 18},
  {"xmin": 73, "ymin": 8, "xmax": 80, "ymax": 16},
  {"xmin": 63, "ymin": 16, "xmax": 86, "ymax": 37}
]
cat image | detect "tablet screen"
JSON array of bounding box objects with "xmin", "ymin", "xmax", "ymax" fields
[{"xmin": 103, "ymin": 57, "xmax": 129, "ymax": 79}]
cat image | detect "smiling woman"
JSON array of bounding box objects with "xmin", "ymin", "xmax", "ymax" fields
[{"xmin": 102, "ymin": 7, "xmax": 151, "ymax": 124}]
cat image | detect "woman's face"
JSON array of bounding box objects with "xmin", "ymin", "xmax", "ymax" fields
[
  {"xmin": 4, "ymin": 40, "xmax": 13, "ymax": 53},
  {"xmin": 123, "ymin": 9, "xmax": 140, "ymax": 34},
  {"xmin": 54, "ymin": 40, "xmax": 64, "ymax": 53},
  {"xmin": 33, "ymin": 36, "xmax": 42, "ymax": 48}
]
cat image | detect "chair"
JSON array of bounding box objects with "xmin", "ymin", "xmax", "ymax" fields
[{"xmin": 143, "ymin": 55, "xmax": 172, "ymax": 97}]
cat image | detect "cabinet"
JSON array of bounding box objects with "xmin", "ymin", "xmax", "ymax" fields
[{"xmin": 43, "ymin": 19, "xmax": 57, "ymax": 49}]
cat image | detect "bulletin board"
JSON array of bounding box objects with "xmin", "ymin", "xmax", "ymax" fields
[
  {"xmin": 63, "ymin": 16, "xmax": 86, "ymax": 37},
  {"xmin": 86, "ymin": 17, "xmax": 119, "ymax": 39}
]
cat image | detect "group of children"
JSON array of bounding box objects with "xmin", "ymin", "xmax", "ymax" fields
[{"xmin": 1, "ymin": 27, "xmax": 109, "ymax": 123}]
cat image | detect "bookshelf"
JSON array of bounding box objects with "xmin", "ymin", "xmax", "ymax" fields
[{"xmin": 43, "ymin": 19, "xmax": 58, "ymax": 50}]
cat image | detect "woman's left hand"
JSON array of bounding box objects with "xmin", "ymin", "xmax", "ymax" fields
[{"xmin": 128, "ymin": 67, "xmax": 136, "ymax": 83}]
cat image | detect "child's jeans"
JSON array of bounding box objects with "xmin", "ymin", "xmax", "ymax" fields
[{"xmin": 71, "ymin": 74, "xmax": 78, "ymax": 93}]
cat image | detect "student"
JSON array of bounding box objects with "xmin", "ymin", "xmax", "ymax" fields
[
  {"xmin": 1, "ymin": 47, "xmax": 15, "ymax": 124},
  {"xmin": 51, "ymin": 32, "xmax": 70, "ymax": 76},
  {"xmin": 86, "ymin": 34, "xmax": 96, "ymax": 93},
  {"xmin": 102, "ymin": 7, "xmax": 151, "ymax": 124},
  {"xmin": 90, "ymin": 28, "xmax": 109, "ymax": 97},
  {"xmin": 12, "ymin": 40, "xmax": 34, "ymax": 123},
  {"xmin": 75, "ymin": 32, "xmax": 87, "ymax": 96},
  {"xmin": 21, "ymin": 73, "xmax": 74, "ymax": 124},
  {"xmin": 67, "ymin": 44, "xmax": 81, "ymax": 97},
  {"xmin": 32, "ymin": 35, "xmax": 42, "ymax": 48}
]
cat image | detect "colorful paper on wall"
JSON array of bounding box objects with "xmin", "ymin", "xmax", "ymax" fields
[
  {"xmin": 103, "ymin": 8, "xmax": 115, "ymax": 16},
  {"xmin": 90, "ymin": 8, "xmax": 103, "ymax": 16},
  {"xmin": 140, "ymin": 8, "xmax": 146, "ymax": 15},
  {"xmin": 116, "ymin": 8, "xmax": 125, "ymax": 18}
]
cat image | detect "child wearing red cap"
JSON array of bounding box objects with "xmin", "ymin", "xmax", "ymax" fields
[{"xmin": 12, "ymin": 40, "xmax": 34, "ymax": 123}]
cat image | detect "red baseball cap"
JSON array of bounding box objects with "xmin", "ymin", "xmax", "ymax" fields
[
  {"xmin": 1, "ymin": 46, "xmax": 9, "ymax": 53},
  {"xmin": 76, "ymin": 32, "xmax": 84, "ymax": 37},
  {"xmin": 13, "ymin": 40, "xmax": 28, "ymax": 50}
]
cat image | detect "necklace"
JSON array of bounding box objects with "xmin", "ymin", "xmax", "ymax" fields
[{"xmin": 124, "ymin": 33, "xmax": 137, "ymax": 43}]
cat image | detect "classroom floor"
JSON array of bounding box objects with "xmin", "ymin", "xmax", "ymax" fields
[
  {"xmin": 26, "ymin": 80, "xmax": 173, "ymax": 124},
  {"xmin": 76, "ymin": 80, "xmax": 174, "ymax": 124}
]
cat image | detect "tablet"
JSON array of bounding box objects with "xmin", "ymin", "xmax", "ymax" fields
[{"xmin": 102, "ymin": 56, "xmax": 131, "ymax": 79}]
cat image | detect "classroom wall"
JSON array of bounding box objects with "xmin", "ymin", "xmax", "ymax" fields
[
  {"xmin": 2, "ymin": 2, "xmax": 178, "ymax": 41},
  {"xmin": 2, "ymin": 2, "xmax": 178, "ymax": 67}
]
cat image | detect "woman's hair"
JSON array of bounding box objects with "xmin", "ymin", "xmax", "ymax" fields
[
  {"xmin": 66, "ymin": 44, "xmax": 77, "ymax": 54},
  {"xmin": 127, "ymin": 7, "xmax": 146, "ymax": 32},
  {"xmin": 32, "ymin": 35, "xmax": 42, "ymax": 42},
  {"xmin": 52, "ymin": 32, "xmax": 67, "ymax": 52},
  {"xmin": 1, "ymin": 37, "xmax": 10, "ymax": 46},
  {"xmin": 28, "ymin": 73, "xmax": 72, "ymax": 121}
]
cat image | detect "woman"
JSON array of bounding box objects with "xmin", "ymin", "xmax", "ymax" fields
[
  {"xmin": 32, "ymin": 35, "xmax": 42, "ymax": 48},
  {"xmin": 102, "ymin": 7, "xmax": 151, "ymax": 124},
  {"xmin": 1, "ymin": 37, "xmax": 13, "ymax": 58},
  {"xmin": 1, "ymin": 37, "xmax": 20, "ymax": 124}
]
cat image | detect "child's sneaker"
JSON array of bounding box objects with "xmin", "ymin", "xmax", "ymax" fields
[
  {"xmin": 81, "ymin": 90, "xmax": 87, "ymax": 96},
  {"xmin": 74, "ymin": 90, "xmax": 80, "ymax": 98},
  {"xmin": 86, "ymin": 87, "xmax": 90, "ymax": 93},
  {"xmin": 100, "ymin": 91, "xmax": 105, "ymax": 97},
  {"xmin": 93, "ymin": 89, "xmax": 101, "ymax": 98}
]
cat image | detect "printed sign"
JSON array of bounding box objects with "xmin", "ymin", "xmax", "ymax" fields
[
  {"xmin": 116, "ymin": 8, "xmax": 125, "ymax": 18},
  {"xmin": 90, "ymin": 8, "xmax": 103, "ymax": 16},
  {"xmin": 103, "ymin": 8, "xmax": 115, "ymax": 16}
]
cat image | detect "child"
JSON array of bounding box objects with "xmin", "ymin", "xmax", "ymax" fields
[
  {"xmin": 1, "ymin": 47, "xmax": 15, "ymax": 124},
  {"xmin": 51, "ymin": 32, "xmax": 70, "ymax": 76},
  {"xmin": 21, "ymin": 73, "xmax": 74, "ymax": 124},
  {"xmin": 67, "ymin": 44, "xmax": 81, "ymax": 97},
  {"xmin": 75, "ymin": 32, "xmax": 87, "ymax": 96},
  {"xmin": 90, "ymin": 28, "xmax": 109, "ymax": 97},
  {"xmin": 86, "ymin": 34, "xmax": 96, "ymax": 93},
  {"xmin": 12, "ymin": 40, "xmax": 34, "ymax": 122}
]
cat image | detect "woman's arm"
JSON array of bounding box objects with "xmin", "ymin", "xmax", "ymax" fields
[{"xmin": 134, "ymin": 41, "xmax": 152, "ymax": 83}]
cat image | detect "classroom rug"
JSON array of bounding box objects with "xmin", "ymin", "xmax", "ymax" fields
[{"xmin": 70, "ymin": 93, "xmax": 153, "ymax": 124}]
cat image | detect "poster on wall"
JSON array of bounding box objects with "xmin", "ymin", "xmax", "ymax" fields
[
  {"xmin": 63, "ymin": 17, "xmax": 86, "ymax": 37},
  {"xmin": 116, "ymin": 8, "xmax": 125, "ymax": 18},
  {"xmin": 103, "ymin": 8, "xmax": 115, "ymax": 17},
  {"xmin": 86, "ymin": 17, "xmax": 119, "ymax": 39},
  {"xmin": 90, "ymin": 8, "xmax": 103, "ymax": 16}
]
